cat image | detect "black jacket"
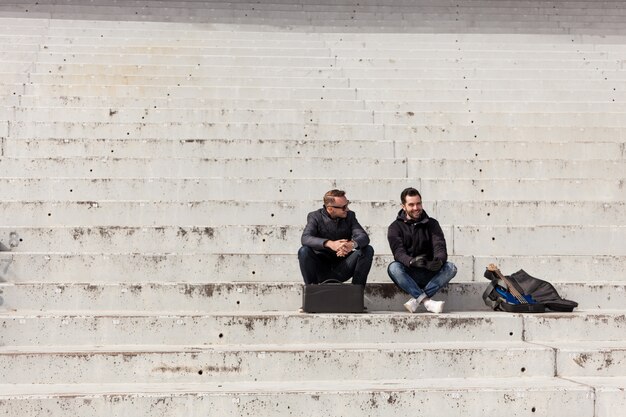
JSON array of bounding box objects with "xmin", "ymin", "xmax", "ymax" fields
[
  {"xmin": 301, "ymin": 207, "xmax": 370, "ymax": 254},
  {"xmin": 387, "ymin": 209, "xmax": 448, "ymax": 268}
]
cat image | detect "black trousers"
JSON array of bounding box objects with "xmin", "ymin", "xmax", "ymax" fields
[{"xmin": 297, "ymin": 245, "xmax": 374, "ymax": 285}]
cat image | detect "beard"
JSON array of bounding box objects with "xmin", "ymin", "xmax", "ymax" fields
[{"xmin": 405, "ymin": 209, "xmax": 422, "ymax": 220}]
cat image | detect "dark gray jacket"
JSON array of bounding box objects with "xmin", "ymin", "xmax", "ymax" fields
[{"xmin": 301, "ymin": 207, "xmax": 370, "ymax": 254}]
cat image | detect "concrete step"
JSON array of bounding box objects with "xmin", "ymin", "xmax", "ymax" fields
[
  {"xmin": 0, "ymin": 281, "xmax": 620, "ymax": 312},
  {"xmin": 13, "ymin": 84, "xmax": 626, "ymax": 102},
  {"xmin": 3, "ymin": 1, "xmax": 626, "ymax": 17},
  {"xmin": 0, "ymin": 156, "xmax": 408, "ymax": 179},
  {"xmin": 15, "ymin": 4, "xmax": 596, "ymax": 21},
  {"xmin": 1, "ymin": 310, "xmax": 624, "ymax": 346},
  {"xmin": 5, "ymin": 44, "xmax": 616, "ymax": 61},
  {"xmin": 332, "ymin": 48, "xmax": 612, "ymax": 60},
  {"xmin": 0, "ymin": 310, "xmax": 526, "ymax": 346},
  {"xmin": 9, "ymin": 85, "xmax": 359, "ymax": 101},
  {"xmin": 1, "ymin": 17, "xmax": 624, "ymax": 36},
  {"xmin": 0, "ymin": 225, "xmax": 624, "ymax": 255},
  {"xmin": 17, "ymin": 74, "xmax": 353, "ymax": 89},
  {"xmin": 384, "ymin": 125, "xmax": 626, "ymax": 142},
  {"xmin": 0, "ymin": 156, "xmax": 624, "ymax": 180},
  {"xmin": 0, "ymin": 253, "xmax": 622, "ymax": 284},
  {"xmin": 3, "ymin": 137, "xmax": 397, "ymax": 158},
  {"xmin": 8, "ymin": 94, "xmax": 626, "ymax": 113},
  {"xmin": 8, "ymin": 107, "xmax": 626, "ymax": 128},
  {"xmin": 3, "ymin": 138, "xmax": 623, "ymax": 160},
  {"xmin": 0, "ymin": 178, "xmax": 622, "ymax": 202},
  {"xmin": 0, "ymin": 151, "xmax": 624, "ymax": 179},
  {"xmin": 569, "ymin": 376, "xmax": 626, "ymax": 417},
  {"xmin": 341, "ymin": 68, "xmax": 626, "ymax": 81},
  {"xmin": 355, "ymin": 88, "xmax": 625, "ymax": 102},
  {"xmin": 0, "ymin": 377, "xmax": 598, "ymax": 417},
  {"xmin": 7, "ymin": 107, "xmax": 382, "ymax": 125},
  {"xmin": 0, "ymin": 18, "xmax": 623, "ymax": 40},
  {"xmin": 1, "ymin": 15, "xmax": 625, "ymax": 34},
  {"xmin": 1, "ymin": 46, "xmax": 616, "ymax": 62},
  {"xmin": 546, "ymin": 341, "xmax": 626, "ymax": 377},
  {"xmin": 17, "ymin": 53, "xmax": 339, "ymax": 66},
  {"xmin": 0, "ymin": 36, "xmax": 337, "ymax": 48},
  {"xmin": 21, "ymin": 9, "xmax": 623, "ymax": 23},
  {"xmin": 13, "ymin": 63, "xmax": 626, "ymax": 80},
  {"xmin": 4, "ymin": 45, "xmax": 336, "ymax": 58},
  {"xmin": 8, "ymin": 64, "xmax": 346, "ymax": 77},
  {"xmin": 524, "ymin": 312, "xmax": 626, "ymax": 342},
  {"xmin": 0, "ymin": 8, "xmax": 623, "ymax": 26},
  {"xmin": 8, "ymin": 121, "xmax": 626, "ymax": 141},
  {"xmin": 0, "ymin": 200, "xmax": 622, "ymax": 227},
  {"xmin": 3, "ymin": 94, "xmax": 368, "ymax": 110},
  {"xmin": 0, "ymin": 341, "xmax": 555, "ymax": 383},
  {"xmin": 4, "ymin": 37, "xmax": 625, "ymax": 53},
  {"xmin": 15, "ymin": 53, "xmax": 614, "ymax": 70},
  {"xmin": 3, "ymin": 139, "xmax": 394, "ymax": 158}
]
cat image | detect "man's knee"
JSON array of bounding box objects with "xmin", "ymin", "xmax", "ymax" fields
[
  {"xmin": 387, "ymin": 261, "xmax": 405, "ymax": 278},
  {"xmin": 445, "ymin": 261, "xmax": 458, "ymax": 278},
  {"xmin": 356, "ymin": 245, "xmax": 374, "ymax": 260},
  {"xmin": 298, "ymin": 246, "xmax": 314, "ymax": 260}
]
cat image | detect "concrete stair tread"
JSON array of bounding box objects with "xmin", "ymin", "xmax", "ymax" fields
[
  {"xmin": 0, "ymin": 200, "xmax": 623, "ymax": 228},
  {"xmin": 0, "ymin": 46, "xmax": 619, "ymax": 57},
  {"xmin": 16, "ymin": 84, "xmax": 626, "ymax": 92},
  {"xmin": 0, "ymin": 254, "xmax": 623, "ymax": 285},
  {"xmin": 9, "ymin": 94, "xmax": 626, "ymax": 103},
  {"xmin": 0, "ymin": 156, "xmax": 624, "ymax": 164},
  {"xmin": 0, "ymin": 377, "xmax": 594, "ymax": 397},
  {"xmin": 0, "ymin": 280, "xmax": 620, "ymax": 313},
  {"xmin": 8, "ymin": 123, "xmax": 626, "ymax": 142},
  {"xmin": 0, "ymin": 158, "xmax": 624, "ymax": 181},
  {"xmin": 1, "ymin": 224, "xmax": 623, "ymax": 256},
  {"xmin": 567, "ymin": 376, "xmax": 626, "ymax": 388},
  {"xmin": 2, "ymin": 280, "xmax": 624, "ymax": 286},
  {"xmin": 0, "ymin": 340, "xmax": 553, "ymax": 354},
  {"xmin": 0, "ymin": 178, "xmax": 622, "ymax": 202},
  {"xmin": 12, "ymin": 107, "xmax": 626, "ymax": 115},
  {"xmin": 537, "ymin": 340, "xmax": 626, "ymax": 349},
  {"xmin": 1, "ymin": 309, "xmax": 623, "ymax": 317}
]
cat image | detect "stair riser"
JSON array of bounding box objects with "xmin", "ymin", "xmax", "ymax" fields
[
  {"xmin": 1, "ymin": 226, "xmax": 624, "ymax": 255},
  {"xmin": 0, "ymin": 314, "xmax": 523, "ymax": 346},
  {"xmin": 1, "ymin": 282, "xmax": 620, "ymax": 311},
  {"xmin": 0, "ymin": 347, "xmax": 554, "ymax": 383},
  {"xmin": 0, "ymin": 387, "xmax": 593, "ymax": 417}
]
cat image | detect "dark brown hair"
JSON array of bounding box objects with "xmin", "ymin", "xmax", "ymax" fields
[{"xmin": 400, "ymin": 187, "xmax": 421, "ymax": 204}]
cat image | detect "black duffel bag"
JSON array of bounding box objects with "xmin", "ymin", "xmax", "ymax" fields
[{"xmin": 483, "ymin": 266, "xmax": 578, "ymax": 313}]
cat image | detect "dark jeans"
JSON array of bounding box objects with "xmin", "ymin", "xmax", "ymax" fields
[{"xmin": 298, "ymin": 245, "xmax": 374, "ymax": 285}]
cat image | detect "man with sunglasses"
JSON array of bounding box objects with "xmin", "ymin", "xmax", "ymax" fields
[
  {"xmin": 387, "ymin": 187, "xmax": 457, "ymax": 313},
  {"xmin": 298, "ymin": 189, "xmax": 374, "ymax": 286}
]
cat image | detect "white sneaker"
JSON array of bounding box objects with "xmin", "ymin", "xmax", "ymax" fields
[
  {"xmin": 403, "ymin": 298, "xmax": 419, "ymax": 313},
  {"xmin": 423, "ymin": 299, "xmax": 445, "ymax": 314}
]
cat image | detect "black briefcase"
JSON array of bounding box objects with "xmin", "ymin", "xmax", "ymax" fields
[{"xmin": 302, "ymin": 279, "xmax": 364, "ymax": 313}]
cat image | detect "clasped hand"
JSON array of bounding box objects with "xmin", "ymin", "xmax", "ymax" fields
[{"xmin": 325, "ymin": 239, "xmax": 355, "ymax": 257}]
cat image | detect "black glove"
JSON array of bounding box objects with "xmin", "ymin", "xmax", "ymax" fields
[
  {"xmin": 425, "ymin": 259, "xmax": 443, "ymax": 271},
  {"xmin": 409, "ymin": 255, "xmax": 426, "ymax": 268}
]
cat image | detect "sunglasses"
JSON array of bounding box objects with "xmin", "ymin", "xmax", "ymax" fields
[{"xmin": 327, "ymin": 202, "xmax": 350, "ymax": 211}]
